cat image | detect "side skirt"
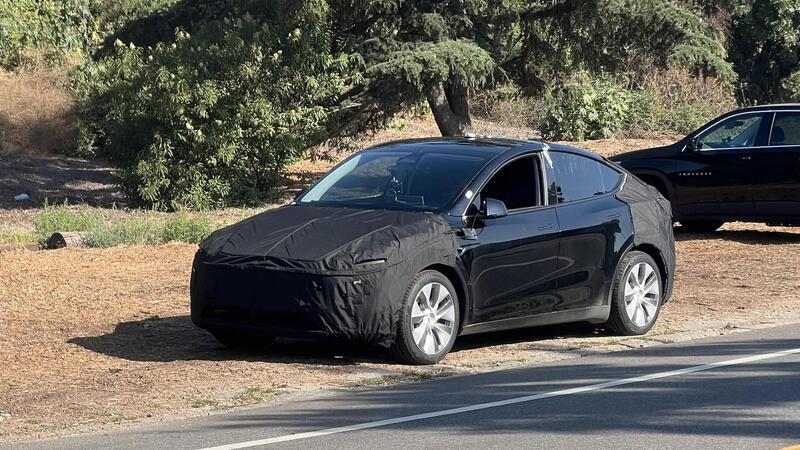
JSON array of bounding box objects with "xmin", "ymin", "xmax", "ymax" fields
[{"xmin": 459, "ymin": 305, "xmax": 610, "ymax": 336}]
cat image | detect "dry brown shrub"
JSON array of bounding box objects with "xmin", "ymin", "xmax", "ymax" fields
[{"xmin": 0, "ymin": 67, "xmax": 79, "ymax": 155}]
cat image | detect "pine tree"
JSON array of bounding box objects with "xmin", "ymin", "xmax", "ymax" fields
[{"xmin": 332, "ymin": 0, "xmax": 735, "ymax": 136}]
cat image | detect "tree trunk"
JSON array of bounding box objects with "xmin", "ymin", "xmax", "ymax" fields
[
  {"xmin": 426, "ymin": 82, "xmax": 473, "ymax": 136},
  {"xmin": 46, "ymin": 231, "xmax": 88, "ymax": 249}
]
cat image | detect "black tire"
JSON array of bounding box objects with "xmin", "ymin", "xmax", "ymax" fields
[
  {"xmin": 391, "ymin": 270, "xmax": 460, "ymax": 365},
  {"xmin": 605, "ymin": 251, "xmax": 663, "ymax": 336},
  {"xmin": 211, "ymin": 329, "xmax": 275, "ymax": 350},
  {"xmin": 678, "ymin": 221, "xmax": 723, "ymax": 233}
]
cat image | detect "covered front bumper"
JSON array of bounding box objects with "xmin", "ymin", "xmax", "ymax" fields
[{"xmin": 190, "ymin": 255, "xmax": 408, "ymax": 347}]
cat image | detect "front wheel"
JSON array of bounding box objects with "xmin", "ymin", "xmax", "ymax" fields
[
  {"xmin": 391, "ymin": 270, "xmax": 460, "ymax": 365},
  {"xmin": 605, "ymin": 251, "xmax": 663, "ymax": 335}
]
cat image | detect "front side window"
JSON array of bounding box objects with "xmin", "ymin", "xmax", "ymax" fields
[
  {"xmin": 549, "ymin": 152, "xmax": 611, "ymax": 203},
  {"xmin": 299, "ymin": 151, "xmax": 489, "ymax": 211},
  {"xmin": 697, "ymin": 113, "xmax": 764, "ymax": 150},
  {"xmin": 769, "ymin": 112, "xmax": 800, "ymax": 146},
  {"xmin": 479, "ymin": 156, "xmax": 540, "ymax": 210}
]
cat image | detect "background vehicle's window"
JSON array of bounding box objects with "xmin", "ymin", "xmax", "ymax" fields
[
  {"xmin": 697, "ymin": 113, "xmax": 763, "ymax": 150},
  {"xmin": 480, "ymin": 156, "xmax": 540, "ymax": 210},
  {"xmin": 548, "ymin": 152, "xmax": 607, "ymax": 203},
  {"xmin": 769, "ymin": 112, "xmax": 800, "ymax": 146},
  {"xmin": 299, "ymin": 151, "xmax": 488, "ymax": 210}
]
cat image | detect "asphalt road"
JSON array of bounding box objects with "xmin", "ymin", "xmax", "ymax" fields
[{"xmin": 6, "ymin": 323, "xmax": 800, "ymax": 450}]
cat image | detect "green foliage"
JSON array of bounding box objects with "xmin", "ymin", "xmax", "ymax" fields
[
  {"xmin": 0, "ymin": 229, "xmax": 36, "ymax": 244},
  {"xmin": 32, "ymin": 201, "xmax": 214, "ymax": 247},
  {"xmin": 540, "ymin": 77, "xmax": 631, "ymax": 140},
  {"xmin": 88, "ymin": 216, "xmax": 163, "ymax": 247},
  {"xmin": 782, "ymin": 69, "xmax": 800, "ymax": 101},
  {"xmin": 730, "ymin": 0, "xmax": 800, "ymax": 103},
  {"xmin": 517, "ymin": 0, "xmax": 735, "ymax": 95},
  {"xmin": 625, "ymin": 69, "xmax": 736, "ymax": 135},
  {"xmin": 0, "ymin": 0, "xmax": 95, "ymax": 69},
  {"xmin": 79, "ymin": 0, "xmax": 355, "ymax": 209},
  {"xmin": 85, "ymin": 212, "xmax": 213, "ymax": 247},
  {"xmin": 162, "ymin": 211, "xmax": 213, "ymax": 244},
  {"xmin": 34, "ymin": 201, "xmax": 102, "ymax": 244}
]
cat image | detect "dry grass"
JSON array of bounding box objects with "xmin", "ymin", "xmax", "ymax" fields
[
  {"xmin": 0, "ymin": 68, "xmax": 79, "ymax": 156},
  {"xmin": 1, "ymin": 224, "xmax": 799, "ymax": 442}
]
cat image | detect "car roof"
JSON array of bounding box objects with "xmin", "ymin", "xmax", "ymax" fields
[
  {"xmin": 363, "ymin": 137, "xmax": 606, "ymax": 161},
  {"xmin": 731, "ymin": 103, "xmax": 800, "ymax": 113}
]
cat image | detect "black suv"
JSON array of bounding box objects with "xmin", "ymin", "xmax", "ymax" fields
[{"xmin": 610, "ymin": 104, "xmax": 800, "ymax": 232}]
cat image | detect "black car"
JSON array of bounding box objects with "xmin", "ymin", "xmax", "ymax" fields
[
  {"xmin": 610, "ymin": 104, "xmax": 800, "ymax": 232},
  {"xmin": 191, "ymin": 138, "xmax": 675, "ymax": 364}
]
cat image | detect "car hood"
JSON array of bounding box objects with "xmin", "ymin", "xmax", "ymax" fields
[
  {"xmin": 197, "ymin": 205, "xmax": 455, "ymax": 274},
  {"xmin": 609, "ymin": 143, "xmax": 679, "ymax": 162}
]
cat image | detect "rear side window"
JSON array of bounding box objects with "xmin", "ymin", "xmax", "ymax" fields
[
  {"xmin": 549, "ymin": 152, "xmax": 619, "ymax": 203},
  {"xmin": 599, "ymin": 162, "xmax": 623, "ymax": 192},
  {"xmin": 769, "ymin": 112, "xmax": 800, "ymax": 146}
]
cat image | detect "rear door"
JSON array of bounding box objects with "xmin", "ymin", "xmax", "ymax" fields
[
  {"xmin": 752, "ymin": 111, "xmax": 800, "ymax": 217},
  {"xmin": 672, "ymin": 112, "xmax": 768, "ymax": 218},
  {"xmin": 547, "ymin": 151, "xmax": 631, "ymax": 312}
]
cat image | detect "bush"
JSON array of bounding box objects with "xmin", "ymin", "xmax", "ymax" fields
[
  {"xmin": 625, "ymin": 68, "xmax": 736, "ymax": 135},
  {"xmin": 0, "ymin": 0, "xmax": 95, "ymax": 69},
  {"xmin": 34, "ymin": 201, "xmax": 102, "ymax": 244},
  {"xmin": 471, "ymin": 85, "xmax": 545, "ymax": 129},
  {"xmin": 540, "ymin": 77, "xmax": 630, "ymax": 141},
  {"xmin": 78, "ymin": 0, "xmax": 355, "ymax": 210}
]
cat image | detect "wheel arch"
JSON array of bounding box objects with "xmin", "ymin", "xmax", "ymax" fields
[
  {"xmin": 629, "ymin": 243, "xmax": 670, "ymax": 303},
  {"xmin": 631, "ymin": 170, "xmax": 672, "ymax": 200},
  {"xmin": 420, "ymin": 263, "xmax": 470, "ymax": 334}
]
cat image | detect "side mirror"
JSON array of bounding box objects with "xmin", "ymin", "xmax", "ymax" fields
[
  {"xmin": 482, "ymin": 198, "xmax": 508, "ymax": 219},
  {"xmin": 686, "ymin": 137, "xmax": 698, "ymax": 152}
]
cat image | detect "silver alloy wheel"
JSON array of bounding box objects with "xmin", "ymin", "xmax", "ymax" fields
[
  {"xmin": 411, "ymin": 282, "xmax": 456, "ymax": 355},
  {"xmin": 624, "ymin": 262, "xmax": 661, "ymax": 327}
]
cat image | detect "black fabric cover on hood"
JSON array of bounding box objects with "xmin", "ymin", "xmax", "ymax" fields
[
  {"xmin": 616, "ymin": 175, "xmax": 676, "ymax": 302},
  {"xmin": 191, "ymin": 205, "xmax": 458, "ymax": 346}
]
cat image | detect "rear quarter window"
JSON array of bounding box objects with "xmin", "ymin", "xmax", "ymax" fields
[{"xmin": 549, "ymin": 152, "xmax": 620, "ymax": 203}]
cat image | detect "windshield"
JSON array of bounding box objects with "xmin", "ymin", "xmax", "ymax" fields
[{"xmin": 298, "ymin": 151, "xmax": 490, "ymax": 211}]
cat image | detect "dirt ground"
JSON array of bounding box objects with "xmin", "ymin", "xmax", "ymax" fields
[
  {"xmin": 2, "ymin": 119, "xmax": 799, "ymax": 442},
  {"xmin": 2, "ymin": 224, "xmax": 799, "ymax": 442}
]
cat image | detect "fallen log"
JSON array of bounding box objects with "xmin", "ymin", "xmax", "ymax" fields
[{"xmin": 46, "ymin": 232, "xmax": 88, "ymax": 249}]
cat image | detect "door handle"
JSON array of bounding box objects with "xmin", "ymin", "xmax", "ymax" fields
[
  {"xmin": 740, "ymin": 156, "xmax": 752, "ymax": 160},
  {"xmin": 538, "ymin": 223, "xmax": 553, "ymax": 230}
]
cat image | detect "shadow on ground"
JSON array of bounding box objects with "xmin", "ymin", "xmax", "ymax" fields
[
  {"xmin": 675, "ymin": 227, "xmax": 800, "ymax": 245},
  {"xmin": 68, "ymin": 315, "xmax": 607, "ymax": 366},
  {"xmin": 0, "ymin": 154, "xmax": 119, "ymax": 209}
]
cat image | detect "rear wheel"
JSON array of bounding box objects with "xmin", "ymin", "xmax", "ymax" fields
[
  {"xmin": 678, "ymin": 221, "xmax": 723, "ymax": 233},
  {"xmin": 605, "ymin": 251, "xmax": 663, "ymax": 335},
  {"xmin": 211, "ymin": 329, "xmax": 274, "ymax": 350},
  {"xmin": 391, "ymin": 270, "xmax": 459, "ymax": 365}
]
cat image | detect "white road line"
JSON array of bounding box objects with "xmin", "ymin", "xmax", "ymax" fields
[{"xmin": 198, "ymin": 347, "xmax": 800, "ymax": 450}]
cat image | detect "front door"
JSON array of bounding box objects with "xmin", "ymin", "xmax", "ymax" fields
[
  {"xmin": 752, "ymin": 111, "xmax": 800, "ymax": 217},
  {"xmin": 672, "ymin": 112, "xmax": 768, "ymax": 218},
  {"xmin": 460, "ymin": 155, "xmax": 562, "ymax": 323}
]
